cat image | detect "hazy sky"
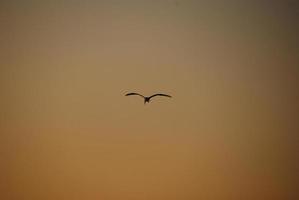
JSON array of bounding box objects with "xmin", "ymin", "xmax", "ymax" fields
[{"xmin": 1, "ymin": 1, "xmax": 299, "ymax": 199}]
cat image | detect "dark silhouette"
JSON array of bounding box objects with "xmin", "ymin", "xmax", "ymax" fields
[{"xmin": 125, "ymin": 92, "xmax": 172, "ymax": 104}]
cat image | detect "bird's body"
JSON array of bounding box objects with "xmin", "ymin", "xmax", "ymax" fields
[{"xmin": 125, "ymin": 92, "xmax": 172, "ymax": 104}]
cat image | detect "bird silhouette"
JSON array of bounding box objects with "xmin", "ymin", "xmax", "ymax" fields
[{"xmin": 125, "ymin": 92, "xmax": 172, "ymax": 104}]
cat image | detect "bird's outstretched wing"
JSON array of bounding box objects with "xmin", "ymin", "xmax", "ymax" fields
[
  {"xmin": 149, "ymin": 93, "xmax": 172, "ymax": 99},
  {"xmin": 125, "ymin": 92, "xmax": 145, "ymax": 98}
]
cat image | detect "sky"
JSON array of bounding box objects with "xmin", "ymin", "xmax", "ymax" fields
[{"xmin": 1, "ymin": 0, "xmax": 299, "ymax": 199}]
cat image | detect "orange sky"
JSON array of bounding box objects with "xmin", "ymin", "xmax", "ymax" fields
[{"xmin": 1, "ymin": 1, "xmax": 299, "ymax": 199}]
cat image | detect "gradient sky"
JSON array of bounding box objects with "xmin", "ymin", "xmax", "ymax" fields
[{"xmin": 1, "ymin": 1, "xmax": 299, "ymax": 199}]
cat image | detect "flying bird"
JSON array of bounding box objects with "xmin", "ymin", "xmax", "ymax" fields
[{"xmin": 125, "ymin": 92, "xmax": 172, "ymax": 104}]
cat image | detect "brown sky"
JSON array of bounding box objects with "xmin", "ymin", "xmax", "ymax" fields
[{"xmin": 1, "ymin": 0, "xmax": 299, "ymax": 199}]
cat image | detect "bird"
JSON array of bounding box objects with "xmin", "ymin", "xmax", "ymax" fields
[{"xmin": 125, "ymin": 92, "xmax": 172, "ymax": 104}]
